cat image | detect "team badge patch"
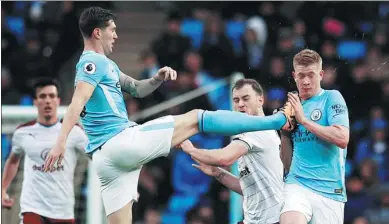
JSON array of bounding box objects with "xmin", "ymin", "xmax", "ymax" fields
[
  {"xmin": 84, "ymin": 62, "xmax": 96, "ymax": 74},
  {"xmin": 310, "ymin": 109, "xmax": 322, "ymax": 121},
  {"xmin": 40, "ymin": 148, "xmax": 51, "ymax": 161}
]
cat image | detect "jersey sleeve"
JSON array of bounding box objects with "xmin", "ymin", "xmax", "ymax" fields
[
  {"xmin": 326, "ymin": 90, "xmax": 349, "ymax": 128},
  {"xmin": 232, "ymin": 133, "xmax": 253, "ymax": 152},
  {"xmin": 11, "ymin": 130, "xmax": 24, "ymax": 154},
  {"xmin": 75, "ymin": 55, "xmax": 109, "ymax": 87}
]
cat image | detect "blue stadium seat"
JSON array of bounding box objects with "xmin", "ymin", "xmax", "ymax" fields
[
  {"xmin": 20, "ymin": 95, "xmax": 33, "ymax": 105},
  {"xmin": 161, "ymin": 194, "xmax": 199, "ymax": 224},
  {"xmin": 225, "ymin": 20, "xmax": 245, "ymax": 55},
  {"xmin": 5, "ymin": 16, "xmax": 25, "ymax": 43},
  {"xmin": 180, "ymin": 18, "xmax": 204, "ymax": 49},
  {"xmin": 2, "ymin": 134, "xmax": 11, "ymax": 169}
]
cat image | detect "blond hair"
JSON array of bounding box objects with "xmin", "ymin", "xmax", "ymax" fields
[{"xmin": 293, "ymin": 49, "xmax": 322, "ymax": 69}]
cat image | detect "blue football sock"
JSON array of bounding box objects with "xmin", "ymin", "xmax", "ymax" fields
[{"xmin": 197, "ymin": 110, "xmax": 287, "ymax": 135}]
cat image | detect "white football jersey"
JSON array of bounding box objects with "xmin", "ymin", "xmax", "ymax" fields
[
  {"xmin": 233, "ymin": 130, "xmax": 283, "ymax": 224},
  {"xmin": 11, "ymin": 120, "xmax": 88, "ymax": 219}
]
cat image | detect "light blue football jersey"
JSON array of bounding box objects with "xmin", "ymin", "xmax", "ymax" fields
[
  {"xmin": 286, "ymin": 89, "xmax": 349, "ymax": 202},
  {"xmin": 75, "ymin": 51, "xmax": 137, "ymax": 153}
]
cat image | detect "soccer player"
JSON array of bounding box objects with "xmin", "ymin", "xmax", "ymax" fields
[
  {"xmin": 180, "ymin": 79, "xmax": 284, "ymax": 224},
  {"xmin": 43, "ymin": 7, "xmax": 295, "ymax": 224},
  {"xmin": 1, "ymin": 78, "xmax": 88, "ymax": 224},
  {"xmin": 280, "ymin": 49, "xmax": 350, "ymax": 224}
]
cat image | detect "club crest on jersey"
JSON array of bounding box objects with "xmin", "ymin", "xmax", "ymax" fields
[
  {"xmin": 40, "ymin": 148, "xmax": 51, "ymax": 161},
  {"xmin": 84, "ymin": 62, "xmax": 96, "ymax": 75},
  {"xmin": 310, "ymin": 109, "xmax": 322, "ymax": 121}
]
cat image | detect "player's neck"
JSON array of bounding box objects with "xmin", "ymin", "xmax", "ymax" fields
[
  {"xmin": 83, "ymin": 40, "xmax": 105, "ymax": 55},
  {"xmin": 37, "ymin": 117, "xmax": 58, "ymax": 127},
  {"xmin": 256, "ymin": 109, "xmax": 265, "ymax": 117}
]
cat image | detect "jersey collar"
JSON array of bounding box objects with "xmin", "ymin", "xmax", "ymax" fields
[
  {"xmin": 301, "ymin": 88, "xmax": 324, "ymax": 103},
  {"xmin": 37, "ymin": 119, "xmax": 59, "ymax": 128}
]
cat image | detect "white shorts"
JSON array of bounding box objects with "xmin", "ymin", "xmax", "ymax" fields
[
  {"xmin": 92, "ymin": 115, "xmax": 175, "ymax": 216},
  {"xmin": 280, "ymin": 184, "xmax": 345, "ymax": 224}
]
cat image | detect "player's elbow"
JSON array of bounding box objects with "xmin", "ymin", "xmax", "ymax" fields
[
  {"xmin": 218, "ymin": 156, "xmax": 234, "ymax": 167},
  {"xmin": 333, "ymin": 125, "xmax": 349, "ymax": 149},
  {"xmin": 134, "ymin": 91, "xmax": 145, "ymax": 98},
  {"xmin": 334, "ymin": 136, "xmax": 349, "ymax": 149},
  {"xmin": 336, "ymin": 139, "xmax": 348, "ymax": 149}
]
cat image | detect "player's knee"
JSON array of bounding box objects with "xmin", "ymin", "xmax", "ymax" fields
[
  {"xmin": 187, "ymin": 109, "xmax": 204, "ymax": 118},
  {"xmin": 280, "ymin": 212, "xmax": 307, "ymax": 224},
  {"xmin": 183, "ymin": 109, "xmax": 204, "ymax": 126}
]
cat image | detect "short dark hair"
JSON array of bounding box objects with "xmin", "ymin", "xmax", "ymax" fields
[
  {"xmin": 79, "ymin": 6, "xmax": 116, "ymax": 38},
  {"xmin": 232, "ymin": 78, "xmax": 264, "ymax": 96},
  {"xmin": 32, "ymin": 77, "xmax": 61, "ymax": 98}
]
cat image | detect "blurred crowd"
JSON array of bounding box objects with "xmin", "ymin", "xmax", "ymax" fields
[{"xmin": 2, "ymin": 1, "xmax": 389, "ymax": 224}]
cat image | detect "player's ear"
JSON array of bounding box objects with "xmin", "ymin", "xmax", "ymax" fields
[
  {"xmin": 258, "ymin": 94, "xmax": 264, "ymax": 105},
  {"xmin": 33, "ymin": 97, "xmax": 38, "ymax": 107},
  {"xmin": 319, "ymin": 70, "xmax": 324, "ymax": 81},
  {"xmin": 92, "ymin": 28, "xmax": 101, "ymax": 39},
  {"xmin": 292, "ymin": 71, "xmax": 297, "ymax": 82}
]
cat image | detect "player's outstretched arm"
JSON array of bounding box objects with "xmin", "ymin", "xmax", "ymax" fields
[
  {"xmin": 1, "ymin": 152, "xmax": 22, "ymax": 208},
  {"xmin": 44, "ymin": 82, "xmax": 95, "ymax": 172},
  {"xmin": 180, "ymin": 140, "xmax": 249, "ymax": 167},
  {"xmin": 119, "ymin": 66, "xmax": 177, "ymax": 98},
  {"xmin": 280, "ymin": 131, "xmax": 293, "ymax": 174},
  {"xmin": 192, "ymin": 158, "xmax": 243, "ymax": 195},
  {"xmin": 288, "ymin": 91, "xmax": 349, "ymax": 149}
]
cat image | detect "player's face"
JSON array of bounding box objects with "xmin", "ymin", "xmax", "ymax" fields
[
  {"xmin": 232, "ymin": 85, "xmax": 263, "ymax": 116},
  {"xmin": 34, "ymin": 85, "xmax": 60, "ymax": 121},
  {"xmin": 100, "ymin": 20, "xmax": 118, "ymax": 55},
  {"xmin": 292, "ymin": 63, "xmax": 324, "ymax": 100}
]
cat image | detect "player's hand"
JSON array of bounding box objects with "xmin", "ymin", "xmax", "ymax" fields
[
  {"xmin": 155, "ymin": 66, "xmax": 177, "ymax": 81},
  {"xmin": 179, "ymin": 140, "xmax": 195, "ymax": 153},
  {"xmin": 2, "ymin": 190, "xmax": 14, "ymax": 208},
  {"xmin": 192, "ymin": 158, "xmax": 219, "ymax": 177},
  {"xmin": 287, "ymin": 92, "xmax": 307, "ymax": 125},
  {"xmin": 44, "ymin": 144, "xmax": 65, "ymax": 172}
]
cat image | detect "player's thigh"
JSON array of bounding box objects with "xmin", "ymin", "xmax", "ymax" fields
[
  {"xmin": 92, "ymin": 152, "xmax": 142, "ymax": 217},
  {"xmin": 309, "ymin": 194, "xmax": 345, "ymax": 224},
  {"xmin": 107, "ymin": 201, "xmax": 133, "ymax": 224},
  {"xmin": 280, "ymin": 184, "xmax": 311, "ymax": 224},
  {"xmin": 99, "ymin": 116, "xmax": 175, "ymax": 170},
  {"xmin": 280, "ymin": 212, "xmax": 307, "ymax": 224},
  {"xmin": 132, "ymin": 115, "xmax": 177, "ymax": 164},
  {"xmin": 171, "ymin": 109, "xmax": 201, "ymax": 147}
]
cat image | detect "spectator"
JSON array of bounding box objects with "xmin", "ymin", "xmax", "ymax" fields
[
  {"xmin": 355, "ymin": 119, "xmax": 389, "ymax": 182},
  {"xmin": 291, "ymin": 19, "xmax": 307, "ymax": 50},
  {"xmin": 184, "ymin": 51, "xmax": 230, "ymax": 110},
  {"xmin": 365, "ymin": 186, "xmax": 389, "ymax": 224},
  {"xmin": 238, "ymin": 16, "xmax": 268, "ymax": 77},
  {"xmin": 343, "ymin": 61, "xmax": 381, "ymax": 119},
  {"xmin": 8, "ymin": 30, "xmax": 52, "ymax": 95},
  {"xmin": 151, "ymin": 12, "xmax": 191, "ymax": 71},
  {"xmin": 320, "ymin": 38, "xmax": 339, "ymax": 64},
  {"xmin": 359, "ymin": 159, "xmax": 381, "ymax": 189},
  {"xmin": 260, "ymin": 56, "xmax": 292, "ymax": 91},
  {"xmin": 344, "ymin": 174, "xmax": 375, "ymax": 224},
  {"xmin": 380, "ymin": 79, "xmax": 389, "ymax": 118},
  {"xmin": 258, "ymin": 1, "xmax": 289, "ymax": 46},
  {"xmin": 1, "ymin": 7, "xmax": 20, "ymax": 67},
  {"xmin": 353, "ymin": 217, "xmax": 370, "ymax": 224},
  {"xmin": 322, "ymin": 63, "xmax": 339, "ymax": 89},
  {"xmin": 199, "ymin": 15, "xmax": 235, "ymax": 78},
  {"xmin": 138, "ymin": 50, "xmax": 166, "ymax": 109}
]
